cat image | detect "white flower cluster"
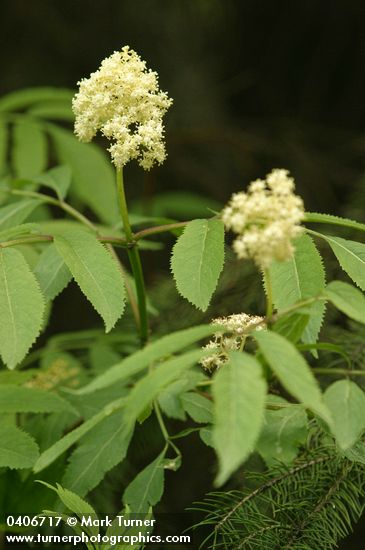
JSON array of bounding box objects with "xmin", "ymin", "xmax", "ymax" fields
[
  {"xmin": 200, "ymin": 313, "xmax": 265, "ymax": 371},
  {"xmin": 72, "ymin": 46, "xmax": 173, "ymax": 170},
  {"xmin": 222, "ymin": 169, "xmax": 305, "ymax": 268}
]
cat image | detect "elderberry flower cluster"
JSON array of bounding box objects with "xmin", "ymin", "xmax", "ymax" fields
[
  {"xmin": 200, "ymin": 313, "xmax": 265, "ymax": 371},
  {"xmin": 72, "ymin": 46, "xmax": 173, "ymax": 170},
  {"xmin": 222, "ymin": 169, "xmax": 305, "ymax": 268}
]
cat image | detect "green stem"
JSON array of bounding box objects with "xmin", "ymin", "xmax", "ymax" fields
[
  {"xmin": 9, "ymin": 189, "xmax": 96, "ymax": 231},
  {"xmin": 263, "ymin": 268, "xmax": 273, "ymax": 318},
  {"xmin": 116, "ymin": 168, "xmax": 148, "ymax": 344},
  {"xmin": 154, "ymin": 401, "xmax": 181, "ymax": 458},
  {"xmin": 313, "ymin": 368, "xmax": 365, "ymax": 377}
]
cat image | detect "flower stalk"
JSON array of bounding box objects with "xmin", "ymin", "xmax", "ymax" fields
[{"xmin": 116, "ymin": 168, "xmax": 148, "ymax": 344}]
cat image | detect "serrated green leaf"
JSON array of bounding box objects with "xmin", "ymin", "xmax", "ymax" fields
[
  {"xmin": 0, "ymin": 120, "xmax": 7, "ymax": 175},
  {"xmin": 123, "ymin": 349, "xmax": 205, "ymax": 427},
  {"xmin": 0, "ymin": 199, "xmax": 41, "ymax": 231},
  {"xmin": 39, "ymin": 481, "xmax": 98, "ymax": 537},
  {"xmin": 0, "ymin": 87, "xmax": 73, "ymax": 112},
  {"xmin": 212, "ymin": 352, "xmax": 267, "ymax": 486},
  {"xmin": 0, "ymin": 223, "xmax": 40, "ymax": 242},
  {"xmin": 35, "ymin": 165, "xmax": 72, "ymax": 200},
  {"xmin": 171, "ymin": 218, "xmax": 225, "ymax": 311},
  {"xmin": 181, "ymin": 392, "xmax": 213, "ymax": 423},
  {"xmin": 324, "ymin": 380, "xmax": 365, "ymax": 450},
  {"xmin": 0, "ymin": 248, "xmax": 44, "ymax": 369},
  {"xmin": 49, "ymin": 126, "xmax": 119, "ymax": 224},
  {"xmin": 0, "ymin": 369, "xmax": 38, "ymax": 385},
  {"xmin": 319, "ymin": 234, "xmax": 365, "ymax": 290},
  {"xmin": 54, "ymin": 230, "xmax": 125, "ymax": 332},
  {"xmin": 305, "ymin": 212, "xmax": 365, "ymax": 233},
  {"xmin": 344, "ymin": 441, "xmax": 365, "ymax": 464},
  {"xmin": 34, "ymin": 243, "xmax": 72, "ymax": 300},
  {"xmin": 78, "ymin": 324, "xmax": 218, "ymax": 395},
  {"xmin": 12, "ymin": 120, "xmax": 47, "ymax": 178},
  {"xmin": 0, "ymin": 385, "xmax": 76, "ymax": 414},
  {"xmin": 256, "ymin": 397, "xmax": 308, "ymax": 466},
  {"xmin": 255, "ymin": 330, "xmax": 332, "ymax": 425},
  {"xmin": 325, "ymin": 280, "xmax": 365, "ymax": 324},
  {"xmin": 123, "ymin": 450, "xmax": 166, "ymax": 513},
  {"xmin": 0, "ymin": 424, "xmax": 39, "ymax": 468},
  {"xmin": 269, "ymin": 234, "xmax": 326, "ymax": 345},
  {"xmin": 273, "ymin": 313, "xmax": 309, "ymax": 343},
  {"xmin": 33, "ymin": 396, "xmax": 126, "ymax": 473},
  {"xmin": 63, "ymin": 410, "xmax": 133, "ymax": 496}
]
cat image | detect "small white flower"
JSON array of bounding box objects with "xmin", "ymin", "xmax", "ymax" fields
[
  {"xmin": 72, "ymin": 46, "xmax": 173, "ymax": 170},
  {"xmin": 200, "ymin": 313, "xmax": 266, "ymax": 370},
  {"xmin": 222, "ymin": 169, "xmax": 305, "ymax": 268}
]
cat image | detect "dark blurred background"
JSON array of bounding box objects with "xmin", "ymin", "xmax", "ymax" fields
[
  {"xmin": 2, "ymin": 0, "xmax": 365, "ymax": 221},
  {"xmin": 2, "ymin": 1, "xmax": 365, "ymax": 547}
]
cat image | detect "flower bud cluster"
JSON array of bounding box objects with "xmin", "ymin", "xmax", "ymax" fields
[
  {"xmin": 222, "ymin": 169, "xmax": 305, "ymax": 268},
  {"xmin": 72, "ymin": 46, "xmax": 173, "ymax": 170},
  {"xmin": 200, "ymin": 313, "xmax": 265, "ymax": 370}
]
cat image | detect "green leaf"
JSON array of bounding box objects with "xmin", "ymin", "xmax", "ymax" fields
[
  {"xmin": 0, "ymin": 223, "xmax": 40, "ymax": 242},
  {"xmin": 39, "ymin": 481, "xmax": 98, "ymax": 537},
  {"xmin": 325, "ymin": 280, "xmax": 365, "ymax": 324},
  {"xmin": 0, "ymin": 385, "xmax": 76, "ymax": 414},
  {"xmin": 324, "ymin": 380, "xmax": 365, "ymax": 450},
  {"xmin": 0, "ymin": 120, "xmax": 7, "ymax": 175},
  {"xmin": 256, "ymin": 397, "xmax": 308, "ymax": 466},
  {"xmin": 29, "ymin": 101, "xmax": 74, "ymax": 122},
  {"xmin": 171, "ymin": 218, "xmax": 225, "ymax": 311},
  {"xmin": 0, "ymin": 248, "xmax": 45, "ymax": 369},
  {"xmin": 12, "ymin": 120, "xmax": 47, "ymax": 178},
  {"xmin": 344, "ymin": 441, "xmax": 365, "ymax": 465},
  {"xmin": 200, "ymin": 426, "xmax": 214, "ymax": 448},
  {"xmin": 273, "ymin": 313, "xmax": 309, "ymax": 343},
  {"xmin": 181, "ymin": 392, "xmax": 213, "ymax": 423},
  {"xmin": 0, "ymin": 199, "xmax": 41, "ymax": 231},
  {"xmin": 35, "ymin": 165, "xmax": 72, "ymax": 200},
  {"xmin": 123, "ymin": 450, "xmax": 166, "ymax": 513},
  {"xmin": 54, "ymin": 230, "xmax": 125, "ymax": 332},
  {"xmin": 0, "ymin": 87, "xmax": 73, "ymax": 112},
  {"xmin": 158, "ymin": 371, "xmax": 205, "ymax": 420},
  {"xmin": 63, "ymin": 410, "xmax": 133, "ymax": 496},
  {"xmin": 49, "ymin": 126, "xmax": 119, "ymax": 224},
  {"xmin": 0, "ymin": 424, "xmax": 39, "ymax": 468},
  {"xmin": 318, "ymin": 234, "xmax": 365, "ymax": 291},
  {"xmin": 78, "ymin": 324, "xmax": 218, "ymax": 395},
  {"xmin": 305, "ymin": 212, "xmax": 365, "ymax": 233},
  {"xmin": 33, "ymin": 396, "xmax": 126, "ymax": 473},
  {"xmin": 34, "ymin": 244, "xmax": 72, "ymax": 301},
  {"xmin": 212, "ymin": 352, "xmax": 267, "ymax": 486},
  {"xmin": 269, "ymin": 234, "xmax": 326, "ymax": 345},
  {"xmin": 123, "ymin": 349, "xmax": 205, "ymax": 427},
  {"xmin": 255, "ymin": 331, "xmax": 332, "ymax": 425}
]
